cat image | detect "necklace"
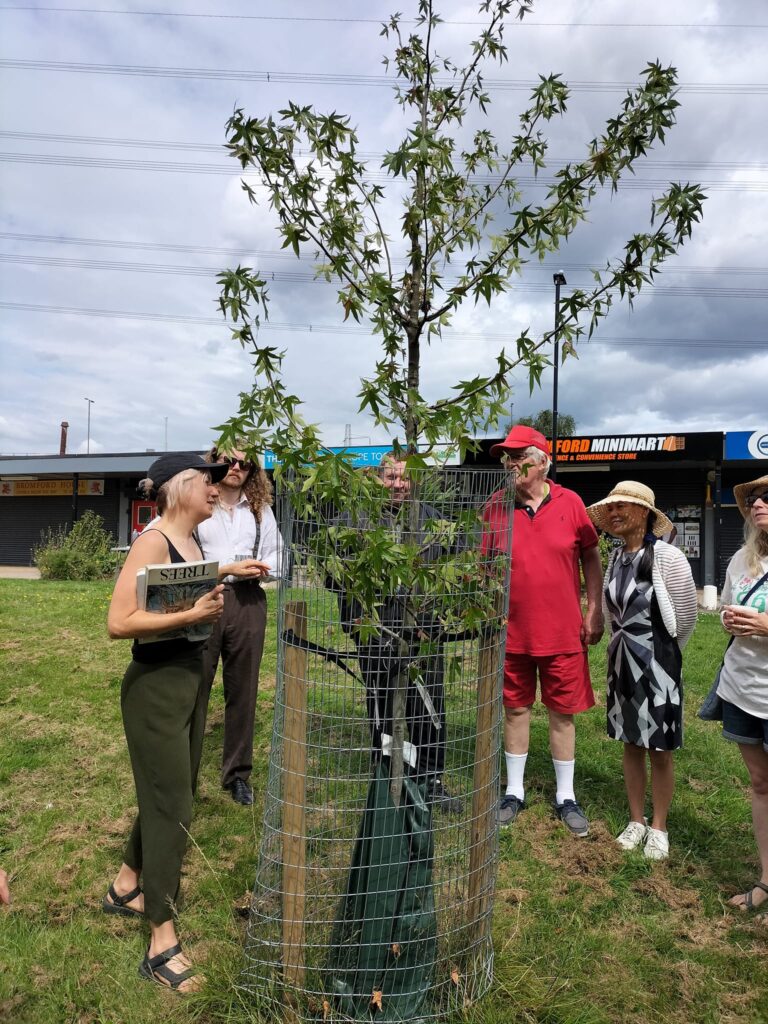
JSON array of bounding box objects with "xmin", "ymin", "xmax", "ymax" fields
[{"xmin": 620, "ymin": 548, "xmax": 640, "ymax": 567}]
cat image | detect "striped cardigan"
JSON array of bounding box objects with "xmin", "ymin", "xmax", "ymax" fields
[{"xmin": 602, "ymin": 540, "xmax": 698, "ymax": 650}]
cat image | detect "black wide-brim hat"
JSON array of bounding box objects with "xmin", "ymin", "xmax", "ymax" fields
[{"xmin": 146, "ymin": 452, "xmax": 229, "ymax": 490}]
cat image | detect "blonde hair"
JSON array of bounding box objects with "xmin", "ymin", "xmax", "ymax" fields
[
  {"xmin": 743, "ymin": 520, "xmax": 768, "ymax": 577},
  {"xmin": 157, "ymin": 469, "xmax": 205, "ymax": 515}
]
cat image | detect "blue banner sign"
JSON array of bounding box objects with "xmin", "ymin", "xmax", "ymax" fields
[
  {"xmin": 262, "ymin": 444, "xmax": 460, "ymax": 470},
  {"xmin": 725, "ymin": 430, "xmax": 768, "ymax": 461}
]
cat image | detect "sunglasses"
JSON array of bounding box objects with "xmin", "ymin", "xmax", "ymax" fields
[
  {"xmin": 745, "ymin": 490, "xmax": 768, "ymax": 508},
  {"xmin": 221, "ymin": 456, "xmax": 253, "ymax": 471}
]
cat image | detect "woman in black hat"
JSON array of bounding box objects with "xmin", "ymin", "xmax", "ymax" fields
[
  {"xmin": 104, "ymin": 453, "xmax": 268, "ymax": 992},
  {"xmin": 718, "ymin": 474, "xmax": 768, "ymax": 914}
]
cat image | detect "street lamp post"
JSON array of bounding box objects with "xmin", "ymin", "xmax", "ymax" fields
[
  {"xmin": 551, "ymin": 272, "xmax": 567, "ymax": 481},
  {"xmin": 84, "ymin": 397, "xmax": 94, "ymax": 455}
]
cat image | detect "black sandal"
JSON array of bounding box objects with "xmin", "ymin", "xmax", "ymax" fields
[
  {"xmin": 735, "ymin": 881, "xmax": 768, "ymax": 913},
  {"xmin": 102, "ymin": 883, "xmax": 143, "ymax": 918},
  {"xmin": 139, "ymin": 943, "xmax": 197, "ymax": 991}
]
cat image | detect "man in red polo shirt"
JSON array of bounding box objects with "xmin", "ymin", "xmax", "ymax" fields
[{"xmin": 484, "ymin": 425, "xmax": 604, "ymax": 836}]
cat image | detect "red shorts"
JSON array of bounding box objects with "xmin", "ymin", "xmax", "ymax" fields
[{"xmin": 503, "ymin": 651, "xmax": 594, "ymax": 715}]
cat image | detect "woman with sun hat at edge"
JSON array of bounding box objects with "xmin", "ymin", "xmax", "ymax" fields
[
  {"xmin": 587, "ymin": 481, "xmax": 697, "ymax": 861},
  {"xmin": 717, "ymin": 474, "xmax": 768, "ymax": 914}
]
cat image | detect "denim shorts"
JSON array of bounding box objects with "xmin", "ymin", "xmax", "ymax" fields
[{"xmin": 721, "ymin": 698, "xmax": 768, "ymax": 753}]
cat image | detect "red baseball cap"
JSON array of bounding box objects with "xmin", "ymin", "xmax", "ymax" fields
[{"xmin": 489, "ymin": 424, "xmax": 550, "ymax": 459}]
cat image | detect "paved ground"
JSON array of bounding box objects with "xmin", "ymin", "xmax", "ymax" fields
[{"xmin": 0, "ymin": 566, "xmax": 41, "ymax": 579}]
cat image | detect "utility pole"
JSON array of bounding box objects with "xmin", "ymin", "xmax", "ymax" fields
[
  {"xmin": 84, "ymin": 397, "xmax": 94, "ymax": 455},
  {"xmin": 551, "ymin": 273, "xmax": 566, "ymax": 481}
]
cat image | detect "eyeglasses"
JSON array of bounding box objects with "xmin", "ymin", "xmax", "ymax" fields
[
  {"xmin": 222, "ymin": 456, "xmax": 253, "ymax": 471},
  {"xmin": 745, "ymin": 491, "xmax": 768, "ymax": 508}
]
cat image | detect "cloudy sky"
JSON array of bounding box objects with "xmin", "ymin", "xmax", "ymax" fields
[{"xmin": 0, "ymin": 0, "xmax": 766, "ymax": 456}]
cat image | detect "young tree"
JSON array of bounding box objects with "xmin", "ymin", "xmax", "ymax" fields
[
  {"xmin": 216, "ymin": 0, "xmax": 704, "ymax": 808},
  {"xmin": 220, "ymin": 12, "xmax": 704, "ymax": 1006},
  {"xmin": 217, "ymin": 0, "xmax": 704, "ymax": 475}
]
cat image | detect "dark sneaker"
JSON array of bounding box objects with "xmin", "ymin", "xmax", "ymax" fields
[
  {"xmin": 497, "ymin": 794, "xmax": 525, "ymax": 827},
  {"xmin": 427, "ymin": 778, "xmax": 463, "ymax": 815},
  {"xmin": 554, "ymin": 799, "xmax": 589, "ymax": 837},
  {"xmin": 226, "ymin": 778, "xmax": 254, "ymax": 806}
]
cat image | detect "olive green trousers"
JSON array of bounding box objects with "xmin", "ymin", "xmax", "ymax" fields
[{"xmin": 120, "ymin": 649, "xmax": 206, "ymax": 925}]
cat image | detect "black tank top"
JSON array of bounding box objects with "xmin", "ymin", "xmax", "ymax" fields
[{"xmin": 131, "ymin": 530, "xmax": 206, "ymax": 664}]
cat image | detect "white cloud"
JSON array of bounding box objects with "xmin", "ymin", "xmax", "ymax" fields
[{"xmin": 1, "ymin": 0, "xmax": 766, "ymax": 454}]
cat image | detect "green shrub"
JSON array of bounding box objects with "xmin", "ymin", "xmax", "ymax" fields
[{"xmin": 34, "ymin": 511, "xmax": 120, "ymax": 580}]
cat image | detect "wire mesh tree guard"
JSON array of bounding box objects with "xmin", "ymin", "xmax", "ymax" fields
[{"xmin": 243, "ymin": 466, "xmax": 514, "ymax": 1021}]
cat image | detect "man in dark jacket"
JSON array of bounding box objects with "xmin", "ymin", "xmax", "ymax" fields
[{"xmin": 330, "ymin": 455, "xmax": 461, "ymax": 812}]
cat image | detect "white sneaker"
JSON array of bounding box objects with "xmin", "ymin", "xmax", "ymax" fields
[
  {"xmin": 644, "ymin": 827, "xmax": 669, "ymax": 861},
  {"xmin": 616, "ymin": 820, "xmax": 648, "ymax": 850}
]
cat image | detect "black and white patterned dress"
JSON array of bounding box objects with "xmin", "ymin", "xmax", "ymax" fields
[{"xmin": 605, "ymin": 550, "xmax": 683, "ymax": 750}]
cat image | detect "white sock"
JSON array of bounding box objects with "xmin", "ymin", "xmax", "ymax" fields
[
  {"xmin": 553, "ymin": 758, "xmax": 576, "ymax": 805},
  {"xmin": 504, "ymin": 752, "xmax": 528, "ymax": 800}
]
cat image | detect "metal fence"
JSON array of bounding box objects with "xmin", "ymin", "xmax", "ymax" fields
[{"xmin": 243, "ymin": 466, "xmax": 514, "ymax": 1021}]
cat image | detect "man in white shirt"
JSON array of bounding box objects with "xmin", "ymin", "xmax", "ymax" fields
[{"xmin": 199, "ymin": 447, "xmax": 283, "ymax": 805}]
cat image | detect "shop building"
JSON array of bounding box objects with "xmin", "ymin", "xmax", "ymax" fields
[
  {"xmin": 0, "ymin": 453, "xmax": 163, "ymax": 565},
  {"xmin": 467, "ymin": 429, "xmax": 766, "ymax": 589},
  {"xmin": 720, "ymin": 430, "xmax": 768, "ymax": 581},
  {"xmin": 0, "ymin": 431, "xmax": 765, "ymax": 585}
]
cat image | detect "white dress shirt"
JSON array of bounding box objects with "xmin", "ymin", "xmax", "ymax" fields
[
  {"xmin": 146, "ymin": 498, "xmax": 284, "ymax": 582},
  {"xmin": 197, "ymin": 497, "xmax": 284, "ymax": 581}
]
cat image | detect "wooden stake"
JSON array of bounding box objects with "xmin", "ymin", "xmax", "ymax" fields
[
  {"xmin": 282, "ymin": 600, "xmax": 308, "ymax": 993},
  {"xmin": 467, "ymin": 627, "xmax": 502, "ymax": 940}
]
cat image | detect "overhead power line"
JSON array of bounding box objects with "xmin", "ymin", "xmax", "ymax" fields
[
  {"xmin": 3, "ymin": 131, "xmax": 768, "ymax": 176},
  {"xmin": 2, "ymin": 151, "xmax": 766, "ymax": 192},
  {"xmin": 0, "ymin": 7, "xmax": 766, "ymax": 30},
  {"xmin": 4, "ymin": 251, "xmax": 768, "ymax": 299},
  {"xmin": 1, "ymin": 59, "xmax": 767, "ymax": 95},
  {"xmin": 4, "ymin": 232, "xmax": 768, "ymax": 278},
  {"xmin": 2, "ymin": 301, "xmax": 767, "ymax": 350}
]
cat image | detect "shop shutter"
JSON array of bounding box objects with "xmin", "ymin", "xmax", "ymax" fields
[
  {"xmin": 719, "ymin": 507, "xmax": 745, "ymax": 582},
  {"xmin": 564, "ymin": 467, "xmax": 707, "ymax": 585},
  {"xmin": 0, "ymin": 483, "xmax": 121, "ymax": 566}
]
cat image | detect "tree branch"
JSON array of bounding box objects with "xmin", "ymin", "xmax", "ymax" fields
[{"xmin": 429, "ymin": 206, "xmax": 682, "ymax": 411}]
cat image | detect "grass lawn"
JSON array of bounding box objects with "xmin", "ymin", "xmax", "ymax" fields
[{"xmin": 1, "ymin": 580, "xmax": 767, "ymax": 1024}]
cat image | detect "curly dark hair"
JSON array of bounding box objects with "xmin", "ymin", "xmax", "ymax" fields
[{"xmin": 207, "ymin": 444, "xmax": 274, "ymax": 523}]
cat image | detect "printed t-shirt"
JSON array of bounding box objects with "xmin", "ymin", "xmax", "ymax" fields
[
  {"xmin": 482, "ymin": 482, "xmax": 598, "ymax": 655},
  {"xmin": 718, "ymin": 549, "xmax": 768, "ymax": 719}
]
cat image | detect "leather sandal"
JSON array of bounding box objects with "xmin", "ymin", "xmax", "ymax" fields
[
  {"xmin": 139, "ymin": 943, "xmax": 198, "ymax": 992},
  {"xmin": 102, "ymin": 883, "xmax": 143, "ymax": 918},
  {"xmin": 733, "ymin": 880, "xmax": 768, "ymax": 913}
]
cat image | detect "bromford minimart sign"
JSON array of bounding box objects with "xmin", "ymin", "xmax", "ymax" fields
[
  {"xmin": 0, "ymin": 479, "xmax": 105, "ymax": 497},
  {"xmin": 549, "ymin": 434, "xmax": 687, "ymax": 464}
]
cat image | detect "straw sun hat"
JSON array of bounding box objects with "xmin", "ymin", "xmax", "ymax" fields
[
  {"xmin": 733, "ymin": 474, "xmax": 768, "ymax": 520},
  {"xmin": 586, "ymin": 481, "xmax": 673, "ymax": 538}
]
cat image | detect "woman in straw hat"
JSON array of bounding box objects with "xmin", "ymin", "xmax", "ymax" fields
[
  {"xmin": 717, "ymin": 474, "xmax": 768, "ymax": 913},
  {"xmin": 587, "ymin": 482, "xmax": 697, "ymax": 860}
]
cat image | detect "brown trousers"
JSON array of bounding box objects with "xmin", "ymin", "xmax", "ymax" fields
[{"xmin": 202, "ymin": 581, "xmax": 267, "ymax": 788}]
